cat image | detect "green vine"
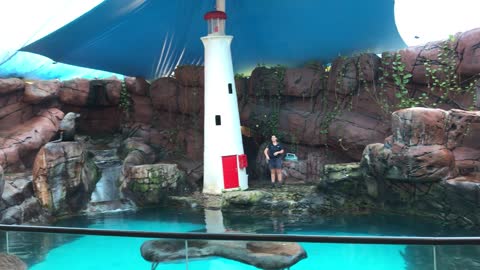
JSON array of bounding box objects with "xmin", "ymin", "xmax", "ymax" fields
[
  {"xmin": 250, "ymin": 64, "xmax": 286, "ymax": 139},
  {"xmin": 377, "ymin": 52, "xmax": 416, "ymax": 112},
  {"xmin": 119, "ymin": 80, "xmax": 132, "ymax": 118},
  {"xmin": 373, "ymin": 36, "xmax": 480, "ymax": 112},
  {"xmin": 424, "ymin": 35, "xmax": 479, "ymax": 109},
  {"xmin": 318, "ymin": 58, "xmax": 354, "ymax": 134},
  {"xmin": 358, "ymin": 54, "xmax": 390, "ymax": 118}
]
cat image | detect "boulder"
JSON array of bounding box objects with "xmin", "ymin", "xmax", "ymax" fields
[
  {"xmin": 222, "ymin": 190, "xmax": 272, "ymax": 208},
  {"xmin": 327, "ymin": 54, "xmax": 380, "ymax": 95},
  {"xmin": 283, "ymin": 67, "xmax": 324, "ymax": 97},
  {"xmin": 327, "ymin": 111, "xmax": 390, "ymax": 159},
  {"xmin": 445, "ymin": 109, "xmax": 480, "ymax": 149},
  {"xmin": 150, "ymin": 77, "xmax": 204, "ymax": 116},
  {"xmin": 59, "ymin": 78, "xmax": 90, "ymax": 106},
  {"xmin": 235, "ymin": 76, "xmax": 248, "ymax": 103},
  {"xmin": 23, "ymin": 80, "xmax": 61, "ymax": 104},
  {"xmin": 125, "ymin": 77, "xmax": 150, "ymax": 96},
  {"xmin": 86, "ymin": 78, "xmax": 122, "ymax": 106},
  {"xmin": 248, "ymin": 66, "xmax": 285, "ymax": 96},
  {"xmin": 242, "ymin": 103, "xmax": 388, "ymax": 160},
  {"xmin": 457, "ymin": 28, "xmax": 480, "ymax": 76},
  {"xmin": 391, "ymin": 108, "xmax": 447, "ymax": 146},
  {"xmin": 177, "ymin": 86, "xmax": 203, "ymax": 115},
  {"xmin": 328, "ymin": 57, "xmax": 358, "ymax": 95},
  {"xmin": 323, "ymin": 162, "xmax": 362, "ymax": 183},
  {"xmin": 0, "ymin": 78, "xmax": 24, "ymax": 95},
  {"xmin": 393, "ymin": 28, "xmax": 480, "ymax": 85},
  {"xmin": 0, "ymin": 253, "xmax": 27, "ymax": 270},
  {"xmin": 453, "ymin": 147, "xmax": 480, "ymax": 175},
  {"xmin": 131, "ymin": 95, "xmax": 153, "ymax": 124},
  {"xmin": 141, "ymin": 239, "xmax": 307, "ymax": 270},
  {"xmin": 123, "ymin": 163, "xmax": 186, "ymax": 205},
  {"xmin": 0, "ymin": 165, "xmax": 3, "ymax": 197},
  {"xmin": 150, "ymin": 77, "xmax": 178, "ymax": 112},
  {"xmin": 0, "ymin": 91, "xmax": 31, "ymax": 130},
  {"xmin": 397, "ymin": 42, "xmax": 449, "ymax": 85},
  {"xmin": 119, "ymin": 138, "xmax": 155, "ymax": 162},
  {"xmin": 0, "ymin": 172, "xmax": 45, "ymax": 224},
  {"xmin": 389, "ymin": 144, "xmax": 457, "ymax": 181},
  {"xmin": 147, "ymin": 112, "xmax": 203, "ymax": 160},
  {"xmin": 362, "ymin": 142, "xmax": 456, "ymax": 183},
  {"xmin": 174, "ymin": 65, "xmax": 204, "ymax": 87},
  {"xmin": 2, "ymin": 175, "xmax": 33, "ymax": 207},
  {"xmin": 0, "ymin": 108, "xmax": 64, "ymax": 172},
  {"xmin": 32, "ymin": 141, "xmax": 99, "ymax": 214},
  {"xmin": 65, "ymin": 106, "xmax": 121, "ymax": 135},
  {"xmin": 360, "ymin": 108, "xmax": 477, "ymax": 183}
]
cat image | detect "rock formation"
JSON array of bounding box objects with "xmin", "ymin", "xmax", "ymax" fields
[
  {"xmin": 141, "ymin": 239, "xmax": 307, "ymax": 270},
  {"xmin": 0, "ymin": 108, "xmax": 64, "ymax": 171},
  {"xmin": 32, "ymin": 142, "xmax": 99, "ymax": 215},
  {"xmin": 362, "ymin": 107, "xmax": 480, "ymax": 183},
  {"xmin": 0, "ymin": 172, "xmax": 46, "ymax": 224},
  {"xmin": 0, "ymin": 253, "xmax": 27, "ymax": 270}
]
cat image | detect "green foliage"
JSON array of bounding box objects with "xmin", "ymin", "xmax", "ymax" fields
[
  {"xmin": 318, "ymin": 59, "xmax": 354, "ymax": 134},
  {"xmin": 390, "ymin": 53, "xmax": 415, "ymax": 108},
  {"xmin": 234, "ymin": 73, "xmax": 248, "ymax": 80},
  {"xmin": 424, "ymin": 36, "xmax": 478, "ymax": 109},
  {"xmin": 250, "ymin": 64, "xmax": 286, "ymax": 139},
  {"xmin": 119, "ymin": 80, "xmax": 132, "ymax": 117},
  {"xmin": 373, "ymin": 37, "xmax": 479, "ymax": 113},
  {"xmin": 377, "ymin": 52, "xmax": 416, "ymax": 111}
]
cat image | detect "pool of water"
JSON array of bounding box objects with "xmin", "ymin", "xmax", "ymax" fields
[{"xmin": 4, "ymin": 207, "xmax": 480, "ymax": 270}]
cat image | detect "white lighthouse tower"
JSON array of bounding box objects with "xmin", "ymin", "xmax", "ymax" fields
[{"xmin": 201, "ymin": 3, "xmax": 248, "ymax": 194}]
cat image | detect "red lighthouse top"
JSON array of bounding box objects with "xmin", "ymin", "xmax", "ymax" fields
[
  {"xmin": 204, "ymin": 11, "xmax": 227, "ymax": 20},
  {"xmin": 204, "ymin": 11, "xmax": 227, "ymax": 35}
]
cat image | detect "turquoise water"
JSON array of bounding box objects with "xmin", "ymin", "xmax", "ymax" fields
[{"xmin": 4, "ymin": 208, "xmax": 479, "ymax": 270}]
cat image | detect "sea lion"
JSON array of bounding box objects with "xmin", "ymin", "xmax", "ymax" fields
[{"xmin": 52, "ymin": 112, "xmax": 81, "ymax": 142}]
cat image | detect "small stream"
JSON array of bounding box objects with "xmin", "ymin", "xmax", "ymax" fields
[{"xmin": 86, "ymin": 148, "xmax": 135, "ymax": 213}]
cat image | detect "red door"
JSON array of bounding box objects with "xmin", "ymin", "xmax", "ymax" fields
[{"xmin": 222, "ymin": 155, "xmax": 239, "ymax": 189}]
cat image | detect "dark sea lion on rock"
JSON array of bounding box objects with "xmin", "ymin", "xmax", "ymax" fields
[{"xmin": 52, "ymin": 112, "xmax": 80, "ymax": 142}]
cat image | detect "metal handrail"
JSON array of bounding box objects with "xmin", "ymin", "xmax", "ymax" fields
[{"xmin": 1, "ymin": 224, "xmax": 480, "ymax": 245}]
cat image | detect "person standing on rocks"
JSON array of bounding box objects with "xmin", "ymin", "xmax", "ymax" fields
[{"xmin": 264, "ymin": 135, "xmax": 285, "ymax": 188}]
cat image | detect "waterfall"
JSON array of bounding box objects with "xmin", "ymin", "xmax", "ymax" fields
[
  {"xmin": 85, "ymin": 149, "xmax": 136, "ymax": 213},
  {"xmin": 90, "ymin": 161, "xmax": 122, "ymax": 203}
]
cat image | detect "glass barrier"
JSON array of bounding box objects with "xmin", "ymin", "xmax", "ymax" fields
[{"xmin": 0, "ymin": 227, "xmax": 480, "ymax": 270}]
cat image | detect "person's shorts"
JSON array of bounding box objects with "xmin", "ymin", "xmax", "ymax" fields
[{"xmin": 268, "ymin": 158, "xmax": 282, "ymax": 169}]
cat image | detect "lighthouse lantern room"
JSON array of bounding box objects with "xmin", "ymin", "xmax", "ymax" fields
[{"xmin": 201, "ymin": 6, "xmax": 248, "ymax": 194}]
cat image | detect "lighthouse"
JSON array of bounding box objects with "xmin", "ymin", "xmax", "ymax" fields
[{"xmin": 201, "ymin": 4, "xmax": 248, "ymax": 194}]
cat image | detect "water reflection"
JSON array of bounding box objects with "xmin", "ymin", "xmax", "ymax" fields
[{"xmin": 2, "ymin": 208, "xmax": 480, "ymax": 269}]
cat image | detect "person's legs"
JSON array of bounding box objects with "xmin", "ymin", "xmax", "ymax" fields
[
  {"xmin": 275, "ymin": 168, "xmax": 283, "ymax": 186},
  {"xmin": 270, "ymin": 168, "xmax": 276, "ymax": 187}
]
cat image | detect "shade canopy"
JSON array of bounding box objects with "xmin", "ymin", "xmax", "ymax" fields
[{"xmin": 12, "ymin": 0, "xmax": 406, "ymax": 80}]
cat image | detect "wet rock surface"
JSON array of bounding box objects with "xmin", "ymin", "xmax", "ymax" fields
[
  {"xmin": 141, "ymin": 239, "xmax": 307, "ymax": 270},
  {"xmin": 32, "ymin": 141, "xmax": 99, "ymax": 215},
  {"xmin": 362, "ymin": 108, "xmax": 467, "ymax": 183},
  {"xmin": 0, "ymin": 172, "xmax": 47, "ymax": 224},
  {"xmin": 122, "ymin": 163, "xmax": 187, "ymax": 206},
  {"xmin": 0, "ymin": 253, "xmax": 27, "ymax": 270}
]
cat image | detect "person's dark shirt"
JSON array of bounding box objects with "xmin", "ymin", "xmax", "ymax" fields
[{"xmin": 267, "ymin": 143, "xmax": 284, "ymax": 159}]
